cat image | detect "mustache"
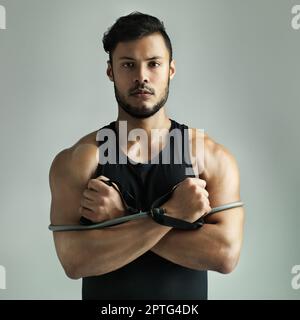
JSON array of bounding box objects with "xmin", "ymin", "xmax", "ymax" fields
[{"xmin": 130, "ymin": 86, "xmax": 154, "ymax": 95}]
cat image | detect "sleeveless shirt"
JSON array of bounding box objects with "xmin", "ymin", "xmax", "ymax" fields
[{"xmin": 82, "ymin": 118, "xmax": 207, "ymax": 300}]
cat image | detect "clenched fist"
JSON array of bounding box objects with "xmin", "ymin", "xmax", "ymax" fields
[
  {"xmin": 79, "ymin": 175, "xmax": 126, "ymax": 223},
  {"xmin": 163, "ymin": 177, "xmax": 211, "ymax": 223}
]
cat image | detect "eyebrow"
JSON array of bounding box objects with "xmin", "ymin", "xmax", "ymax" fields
[{"xmin": 118, "ymin": 56, "xmax": 164, "ymax": 61}]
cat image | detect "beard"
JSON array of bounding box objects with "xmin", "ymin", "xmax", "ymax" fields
[{"xmin": 113, "ymin": 77, "xmax": 170, "ymax": 119}]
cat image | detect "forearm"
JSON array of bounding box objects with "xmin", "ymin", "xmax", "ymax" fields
[
  {"xmin": 150, "ymin": 223, "xmax": 231, "ymax": 272},
  {"xmin": 56, "ymin": 217, "xmax": 173, "ymax": 279}
]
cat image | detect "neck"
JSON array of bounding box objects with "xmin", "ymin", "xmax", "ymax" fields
[
  {"xmin": 116, "ymin": 107, "xmax": 171, "ymax": 136},
  {"xmin": 115, "ymin": 108, "xmax": 172, "ymax": 162}
]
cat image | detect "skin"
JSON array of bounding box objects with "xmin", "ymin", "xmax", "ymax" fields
[{"xmin": 49, "ymin": 32, "xmax": 245, "ymax": 279}]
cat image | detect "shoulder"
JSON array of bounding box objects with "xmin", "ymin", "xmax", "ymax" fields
[
  {"xmin": 200, "ymin": 131, "xmax": 241, "ymax": 206},
  {"xmin": 203, "ymin": 133, "xmax": 239, "ymax": 180},
  {"xmin": 187, "ymin": 128, "xmax": 242, "ymax": 212},
  {"xmin": 189, "ymin": 127, "xmax": 240, "ymax": 185},
  {"xmin": 49, "ymin": 130, "xmax": 100, "ymax": 188}
]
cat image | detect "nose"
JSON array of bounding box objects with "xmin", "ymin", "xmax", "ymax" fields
[{"xmin": 133, "ymin": 64, "xmax": 149, "ymax": 84}]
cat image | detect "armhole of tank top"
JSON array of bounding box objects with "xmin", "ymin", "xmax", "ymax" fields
[
  {"xmin": 183, "ymin": 124, "xmax": 198, "ymax": 178},
  {"xmin": 92, "ymin": 124, "xmax": 111, "ymax": 179}
]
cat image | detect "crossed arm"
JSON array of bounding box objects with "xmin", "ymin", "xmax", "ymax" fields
[
  {"xmin": 150, "ymin": 143, "xmax": 245, "ymax": 273},
  {"xmin": 50, "ymin": 142, "xmax": 244, "ymax": 279}
]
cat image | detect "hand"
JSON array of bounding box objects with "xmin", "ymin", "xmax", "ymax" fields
[
  {"xmin": 163, "ymin": 177, "xmax": 211, "ymax": 223},
  {"xmin": 78, "ymin": 175, "xmax": 126, "ymax": 223}
]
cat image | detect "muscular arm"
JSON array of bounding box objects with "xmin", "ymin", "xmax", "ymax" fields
[
  {"xmin": 150, "ymin": 139, "xmax": 245, "ymax": 274},
  {"xmin": 50, "ymin": 145, "xmax": 173, "ymax": 279}
]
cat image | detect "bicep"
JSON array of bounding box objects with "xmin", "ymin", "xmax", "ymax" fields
[
  {"xmin": 49, "ymin": 149, "xmax": 84, "ymax": 226},
  {"xmin": 49, "ymin": 146, "xmax": 100, "ymax": 275},
  {"xmin": 49, "ymin": 144, "xmax": 98, "ymax": 225},
  {"xmin": 203, "ymin": 144, "xmax": 245, "ymax": 239}
]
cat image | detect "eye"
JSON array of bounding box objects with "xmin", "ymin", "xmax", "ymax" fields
[
  {"xmin": 122, "ymin": 62, "xmax": 134, "ymax": 68},
  {"xmin": 149, "ymin": 61, "xmax": 160, "ymax": 67}
]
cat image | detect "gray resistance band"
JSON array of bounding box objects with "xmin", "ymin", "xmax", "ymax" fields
[{"xmin": 49, "ymin": 201, "xmax": 244, "ymax": 232}]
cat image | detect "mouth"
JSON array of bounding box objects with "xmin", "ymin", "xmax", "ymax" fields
[
  {"xmin": 131, "ymin": 90, "xmax": 153, "ymax": 99},
  {"xmin": 132, "ymin": 90, "xmax": 152, "ymax": 94}
]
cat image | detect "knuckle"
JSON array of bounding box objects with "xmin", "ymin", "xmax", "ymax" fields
[
  {"xmin": 102, "ymin": 197, "xmax": 109, "ymax": 207},
  {"xmin": 195, "ymin": 189, "xmax": 201, "ymax": 197},
  {"xmin": 199, "ymin": 179, "xmax": 206, "ymax": 188},
  {"xmin": 183, "ymin": 177, "xmax": 192, "ymax": 187},
  {"xmin": 98, "ymin": 205, "xmax": 105, "ymax": 214},
  {"xmin": 185, "ymin": 177, "xmax": 194, "ymax": 185},
  {"xmin": 94, "ymin": 207, "xmax": 107, "ymax": 221},
  {"xmin": 107, "ymin": 186, "xmax": 114, "ymax": 196},
  {"xmin": 87, "ymin": 179, "xmax": 95, "ymax": 189},
  {"xmin": 194, "ymin": 184, "xmax": 202, "ymax": 195},
  {"xmin": 83, "ymin": 189, "xmax": 89, "ymax": 198},
  {"xmin": 198, "ymin": 192, "xmax": 204, "ymax": 199},
  {"xmin": 189, "ymin": 180, "xmax": 197, "ymax": 190}
]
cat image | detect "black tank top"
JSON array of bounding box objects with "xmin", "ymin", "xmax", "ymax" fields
[{"xmin": 82, "ymin": 118, "xmax": 207, "ymax": 300}]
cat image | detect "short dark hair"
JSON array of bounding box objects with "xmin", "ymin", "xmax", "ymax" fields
[{"xmin": 102, "ymin": 12, "xmax": 173, "ymax": 65}]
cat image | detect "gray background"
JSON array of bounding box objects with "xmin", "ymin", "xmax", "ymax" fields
[{"xmin": 0, "ymin": 0, "xmax": 299, "ymax": 299}]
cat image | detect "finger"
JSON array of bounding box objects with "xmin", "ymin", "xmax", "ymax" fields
[
  {"xmin": 88, "ymin": 177, "xmax": 112, "ymax": 193},
  {"xmin": 96, "ymin": 175, "xmax": 112, "ymax": 187},
  {"xmin": 97, "ymin": 176, "xmax": 120, "ymax": 192},
  {"xmin": 97, "ymin": 176, "xmax": 119, "ymax": 194},
  {"xmin": 201, "ymin": 188, "xmax": 209, "ymax": 198},
  {"xmin": 83, "ymin": 188, "xmax": 98, "ymax": 201},
  {"xmin": 79, "ymin": 205, "xmax": 93, "ymax": 215},
  {"xmin": 79, "ymin": 206, "xmax": 96, "ymax": 221},
  {"xmin": 97, "ymin": 175, "xmax": 110, "ymax": 182},
  {"xmin": 196, "ymin": 178, "xmax": 207, "ymax": 188},
  {"xmin": 186, "ymin": 177, "xmax": 206, "ymax": 189},
  {"xmin": 87, "ymin": 179, "xmax": 100, "ymax": 192},
  {"xmin": 79, "ymin": 206, "xmax": 109, "ymax": 222},
  {"xmin": 88, "ymin": 178, "xmax": 110, "ymax": 192},
  {"xmin": 80, "ymin": 197, "xmax": 95, "ymax": 210}
]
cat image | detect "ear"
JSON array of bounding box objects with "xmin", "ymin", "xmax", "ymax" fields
[
  {"xmin": 169, "ymin": 59, "xmax": 176, "ymax": 80},
  {"xmin": 106, "ymin": 60, "xmax": 114, "ymax": 82}
]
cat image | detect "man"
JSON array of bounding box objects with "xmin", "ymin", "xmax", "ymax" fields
[{"xmin": 49, "ymin": 12, "xmax": 244, "ymax": 300}]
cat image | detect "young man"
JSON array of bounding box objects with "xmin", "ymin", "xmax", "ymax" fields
[{"xmin": 49, "ymin": 12, "xmax": 244, "ymax": 300}]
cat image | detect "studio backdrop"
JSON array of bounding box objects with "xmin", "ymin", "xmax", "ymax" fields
[{"xmin": 0, "ymin": 0, "xmax": 299, "ymax": 299}]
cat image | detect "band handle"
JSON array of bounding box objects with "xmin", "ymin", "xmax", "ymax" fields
[{"xmin": 150, "ymin": 208, "xmax": 204, "ymax": 230}]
